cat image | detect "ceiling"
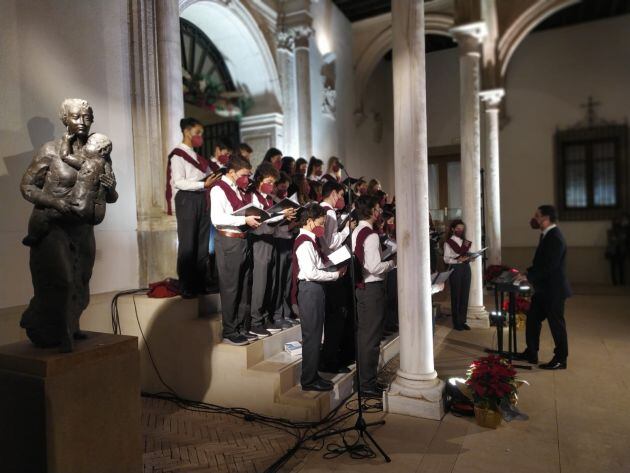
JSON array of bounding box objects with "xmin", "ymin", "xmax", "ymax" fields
[{"xmin": 333, "ymin": 0, "xmax": 630, "ymax": 49}]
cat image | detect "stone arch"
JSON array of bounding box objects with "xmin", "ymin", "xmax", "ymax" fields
[
  {"xmin": 497, "ymin": 0, "xmax": 579, "ymax": 81},
  {"xmin": 354, "ymin": 13, "xmax": 455, "ymax": 113},
  {"xmin": 179, "ymin": 0, "xmax": 282, "ymax": 115}
]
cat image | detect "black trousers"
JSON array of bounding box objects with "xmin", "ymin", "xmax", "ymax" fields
[
  {"xmin": 609, "ymin": 256, "xmax": 626, "ymax": 285},
  {"xmin": 272, "ymin": 238, "xmax": 293, "ymax": 321},
  {"xmin": 449, "ymin": 263, "xmax": 471, "ymax": 328},
  {"xmin": 525, "ymin": 293, "xmax": 568, "ymax": 362},
  {"xmin": 321, "ymin": 276, "xmax": 351, "ymax": 369},
  {"xmin": 298, "ymin": 281, "xmax": 326, "ymax": 386},
  {"xmin": 356, "ymin": 281, "xmax": 387, "ymax": 390},
  {"xmin": 215, "ymin": 233, "xmax": 251, "ymax": 338},
  {"xmin": 249, "ymin": 234, "xmax": 275, "ymax": 328},
  {"xmin": 175, "ymin": 190, "xmax": 210, "ymax": 293}
]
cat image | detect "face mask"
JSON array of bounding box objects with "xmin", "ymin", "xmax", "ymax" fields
[
  {"xmin": 529, "ymin": 218, "xmax": 540, "ymax": 230},
  {"xmin": 331, "ymin": 164, "xmax": 340, "ymax": 173},
  {"xmin": 191, "ymin": 135, "xmax": 203, "ymax": 148},
  {"xmin": 454, "ymin": 229, "xmax": 464, "ymax": 237},
  {"xmin": 277, "ymin": 189, "xmax": 288, "ymax": 199},
  {"xmin": 218, "ymin": 153, "xmax": 230, "ymax": 165},
  {"xmin": 334, "ymin": 196, "xmax": 345, "ymax": 210},
  {"xmin": 316, "ymin": 192, "xmax": 323, "ymax": 202},
  {"xmin": 236, "ymin": 175, "xmax": 250, "ymax": 189},
  {"xmin": 389, "ymin": 223, "xmax": 396, "ymax": 233},
  {"xmin": 304, "ymin": 184, "xmax": 311, "ymax": 195},
  {"xmin": 272, "ymin": 160, "xmax": 282, "ymax": 170},
  {"xmin": 312, "ymin": 225, "xmax": 325, "ymax": 238},
  {"xmin": 260, "ymin": 182, "xmax": 274, "ymax": 195}
]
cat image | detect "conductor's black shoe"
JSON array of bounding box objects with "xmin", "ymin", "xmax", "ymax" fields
[
  {"xmin": 514, "ymin": 350, "xmax": 538, "ymax": 364},
  {"xmin": 462, "ymin": 324, "xmax": 471, "ymax": 330},
  {"xmin": 539, "ymin": 359, "xmax": 567, "ymax": 370},
  {"xmin": 302, "ymin": 379, "xmax": 334, "ymax": 392},
  {"xmin": 453, "ymin": 325, "xmax": 464, "ymax": 331},
  {"xmin": 223, "ymin": 334, "xmax": 249, "ymax": 346}
]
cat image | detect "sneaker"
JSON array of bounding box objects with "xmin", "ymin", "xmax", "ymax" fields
[
  {"xmin": 277, "ymin": 320, "xmax": 294, "ymax": 329},
  {"xmin": 266, "ymin": 321, "xmax": 284, "ymax": 333},
  {"xmin": 240, "ymin": 330, "xmax": 258, "ymax": 342},
  {"xmin": 288, "ymin": 317, "xmax": 300, "ymax": 325},
  {"xmin": 249, "ymin": 327, "xmax": 272, "ymax": 338},
  {"xmin": 223, "ymin": 334, "xmax": 249, "ymax": 346}
]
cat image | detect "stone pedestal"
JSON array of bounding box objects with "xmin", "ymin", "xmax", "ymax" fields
[{"xmin": 0, "ymin": 332, "xmax": 141, "ymax": 473}]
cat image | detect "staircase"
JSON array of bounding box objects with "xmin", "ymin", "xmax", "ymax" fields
[{"xmin": 81, "ymin": 292, "xmax": 400, "ymax": 422}]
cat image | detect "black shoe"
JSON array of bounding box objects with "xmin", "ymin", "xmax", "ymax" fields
[
  {"xmin": 514, "ymin": 350, "xmax": 538, "ymax": 364},
  {"xmin": 240, "ymin": 330, "xmax": 258, "ymax": 342},
  {"xmin": 302, "ymin": 379, "xmax": 334, "ymax": 392},
  {"xmin": 277, "ymin": 320, "xmax": 294, "ymax": 329},
  {"xmin": 249, "ymin": 327, "xmax": 271, "ymax": 339},
  {"xmin": 360, "ymin": 386, "xmax": 384, "ymax": 398},
  {"xmin": 539, "ymin": 359, "xmax": 567, "ymax": 370},
  {"xmin": 180, "ymin": 291, "xmax": 197, "ymax": 299},
  {"xmin": 265, "ymin": 321, "xmax": 284, "ymax": 334},
  {"xmin": 73, "ymin": 331, "xmax": 88, "ymax": 340},
  {"xmin": 453, "ymin": 325, "xmax": 464, "ymax": 331},
  {"xmin": 223, "ymin": 334, "xmax": 249, "ymax": 346},
  {"xmin": 462, "ymin": 324, "xmax": 471, "ymax": 330}
]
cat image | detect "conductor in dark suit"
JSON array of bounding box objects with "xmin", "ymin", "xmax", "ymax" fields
[{"xmin": 516, "ymin": 205, "xmax": 571, "ymax": 370}]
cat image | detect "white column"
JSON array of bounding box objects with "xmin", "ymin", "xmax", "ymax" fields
[
  {"xmin": 156, "ymin": 0, "xmax": 185, "ymax": 182},
  {"xmin": 293, "ymin": 26, "xmax": 313, "ymax": 158},
  {"xmin": 276, "ymin": 31, "xmax": 299, "ymax": 157},
  {"xmin": 451, "ymin": 22, "xmax": 489, "ymax": 329},
  {"xmin": 384, "ymin": 0, "xmax": 444, "ymax": 421},
  {"xmin": 480, "ymin": 88, "xmax": 505, "ymax": 266}
]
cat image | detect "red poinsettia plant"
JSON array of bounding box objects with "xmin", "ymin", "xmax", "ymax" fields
[
  {"xmin": 502, "ymin": 296, "xmax": 531, "ymax": 314},
  {"xmin": 465, "ymin": 355, "xmax": 518, "ymax": 409}
]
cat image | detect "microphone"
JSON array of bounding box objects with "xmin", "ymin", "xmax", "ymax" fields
[{"xmin": 337, "ymin": 162, "xmax": 345, "ymax": 170}]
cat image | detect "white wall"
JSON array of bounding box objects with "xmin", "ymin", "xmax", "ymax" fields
[
  {"xmin": 310, "ymin": 0, "xmax": 356, "ymax": 164},
  {"xmin": 0, "ymin": 0, "xmax": 139, "ymax": 308}
]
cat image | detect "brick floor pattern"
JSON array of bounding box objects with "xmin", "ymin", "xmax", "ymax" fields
[{"xmin": 142, "ymin": 398, "xmax": 305, "ymax": 473}]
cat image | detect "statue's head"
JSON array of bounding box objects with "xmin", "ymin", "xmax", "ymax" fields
[
  {"xmin": 59, "ymin": 98, "xmax": 94, "ymax": 139},
  {"xmin": 84, "ymin": 133, "xmax": 112, "ymax": 158}
]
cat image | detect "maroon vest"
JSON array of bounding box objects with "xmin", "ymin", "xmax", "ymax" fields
[
  {"xmin": 214, "ymin": 179, "xmax": 251, "ymax": 211},
  {"xmin": 291, "ymin": 234, "xmax": 330, "ymax": 305},
  {"xmin": 252, "ymin": 190, "xmax": 273, "ymax": 210},
  {"xmin": 446, "ymin": 238, "xmax": 472, "ymax": 256},
  {"xmin": 165, "ymin": 148, "xmax": 210, "ymax": 215},
  {"xmin": 354, "ymin": 226, "xmax": 376, "ymax": 289}
]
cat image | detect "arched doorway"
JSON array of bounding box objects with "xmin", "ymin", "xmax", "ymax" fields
[{"xmin": 179, "ymin": 0, "xmax": 283, "ymax": 166}]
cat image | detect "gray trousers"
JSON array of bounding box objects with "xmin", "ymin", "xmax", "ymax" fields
[
  {"xmin": 297, "ymin": 281, "xmax": 326, "ymax": 386},
  {"xmin": 355, "ymin": 281, "xmax": 386, "ymax": 390},
  {"xmin": 272, "ymin": 238, "xmax": 293, "ymax": 320},
  {"xmin": 249, "ymin": 234, "xmax": 275, "ymax": 328},
  {"xmin": 215, "ymin": 233, "xmax": 251, "ymax": 338}
]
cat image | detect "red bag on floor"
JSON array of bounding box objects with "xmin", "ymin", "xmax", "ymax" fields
[{"xmin": 147, "ymin": 278, "xmax": 180, "ymax": 298}]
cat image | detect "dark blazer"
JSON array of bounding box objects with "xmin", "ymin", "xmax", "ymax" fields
[{"xmin": 527, "ymin": 226, "xmax": 572, "ymax": 300}]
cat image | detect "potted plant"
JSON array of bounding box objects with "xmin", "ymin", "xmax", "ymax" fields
[{"xmin": 465, "ymin": 355, "xmax": 519, "ymax": 428}]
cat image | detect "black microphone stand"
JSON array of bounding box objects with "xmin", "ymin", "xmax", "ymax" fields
[{"xmin": 310, "ymin": 164, "xmax": 391, "ymax": 463}]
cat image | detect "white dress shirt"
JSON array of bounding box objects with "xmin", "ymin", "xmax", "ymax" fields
[
  {"xmin": 542, "ymin": 223, "xmax": 557, "ymax": 238},
  {"xmin": 170, "ymin": 143, "xmax": 210, "ymax": 194},
  {"xmin": 318, "ymin": 201, "xmax": 350, "ymax": 255},
  {"xmin": 296, "ymin": 229, "xmax": 340, "ymax": 282},
  {"xmin": 210, "ymin": 175, "xmax": 247, "ymax": 232},
  {"xmin": 351, "ymin": 221, "xmax": 395, "ymax": 283},
  {"xmin": 443, "ymin": 235, "xmax": 471, "ymax": 265}
]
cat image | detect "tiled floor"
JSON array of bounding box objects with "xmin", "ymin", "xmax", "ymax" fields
[{"xmin": 142, "ymin": 287, "xmax": 630, "ymax": 473}]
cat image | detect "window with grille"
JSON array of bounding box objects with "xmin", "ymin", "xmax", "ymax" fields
[{"xmin": 555, "ymin": 124, "xmax": 628, "ymax": 220}]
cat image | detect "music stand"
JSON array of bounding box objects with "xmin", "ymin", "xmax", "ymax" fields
[{"xmin": 486, "ymin": 277, "xmax": 532, "ymax": 370}]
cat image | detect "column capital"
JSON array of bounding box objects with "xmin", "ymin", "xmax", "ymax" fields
[
  {"xmin": 276, "ymin": 30, "xmax": 295, "ymax": 52},
  {"xmin": 480, "ymin": 88, "xmax": 505, "ymax": 109},
  {"xmin": 291, "ymin": 25, "xmax": 314, "ymax": 48},
  {"xmin": 450, "ymin": 21, "xmax": 487, "ymax": 55}
]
